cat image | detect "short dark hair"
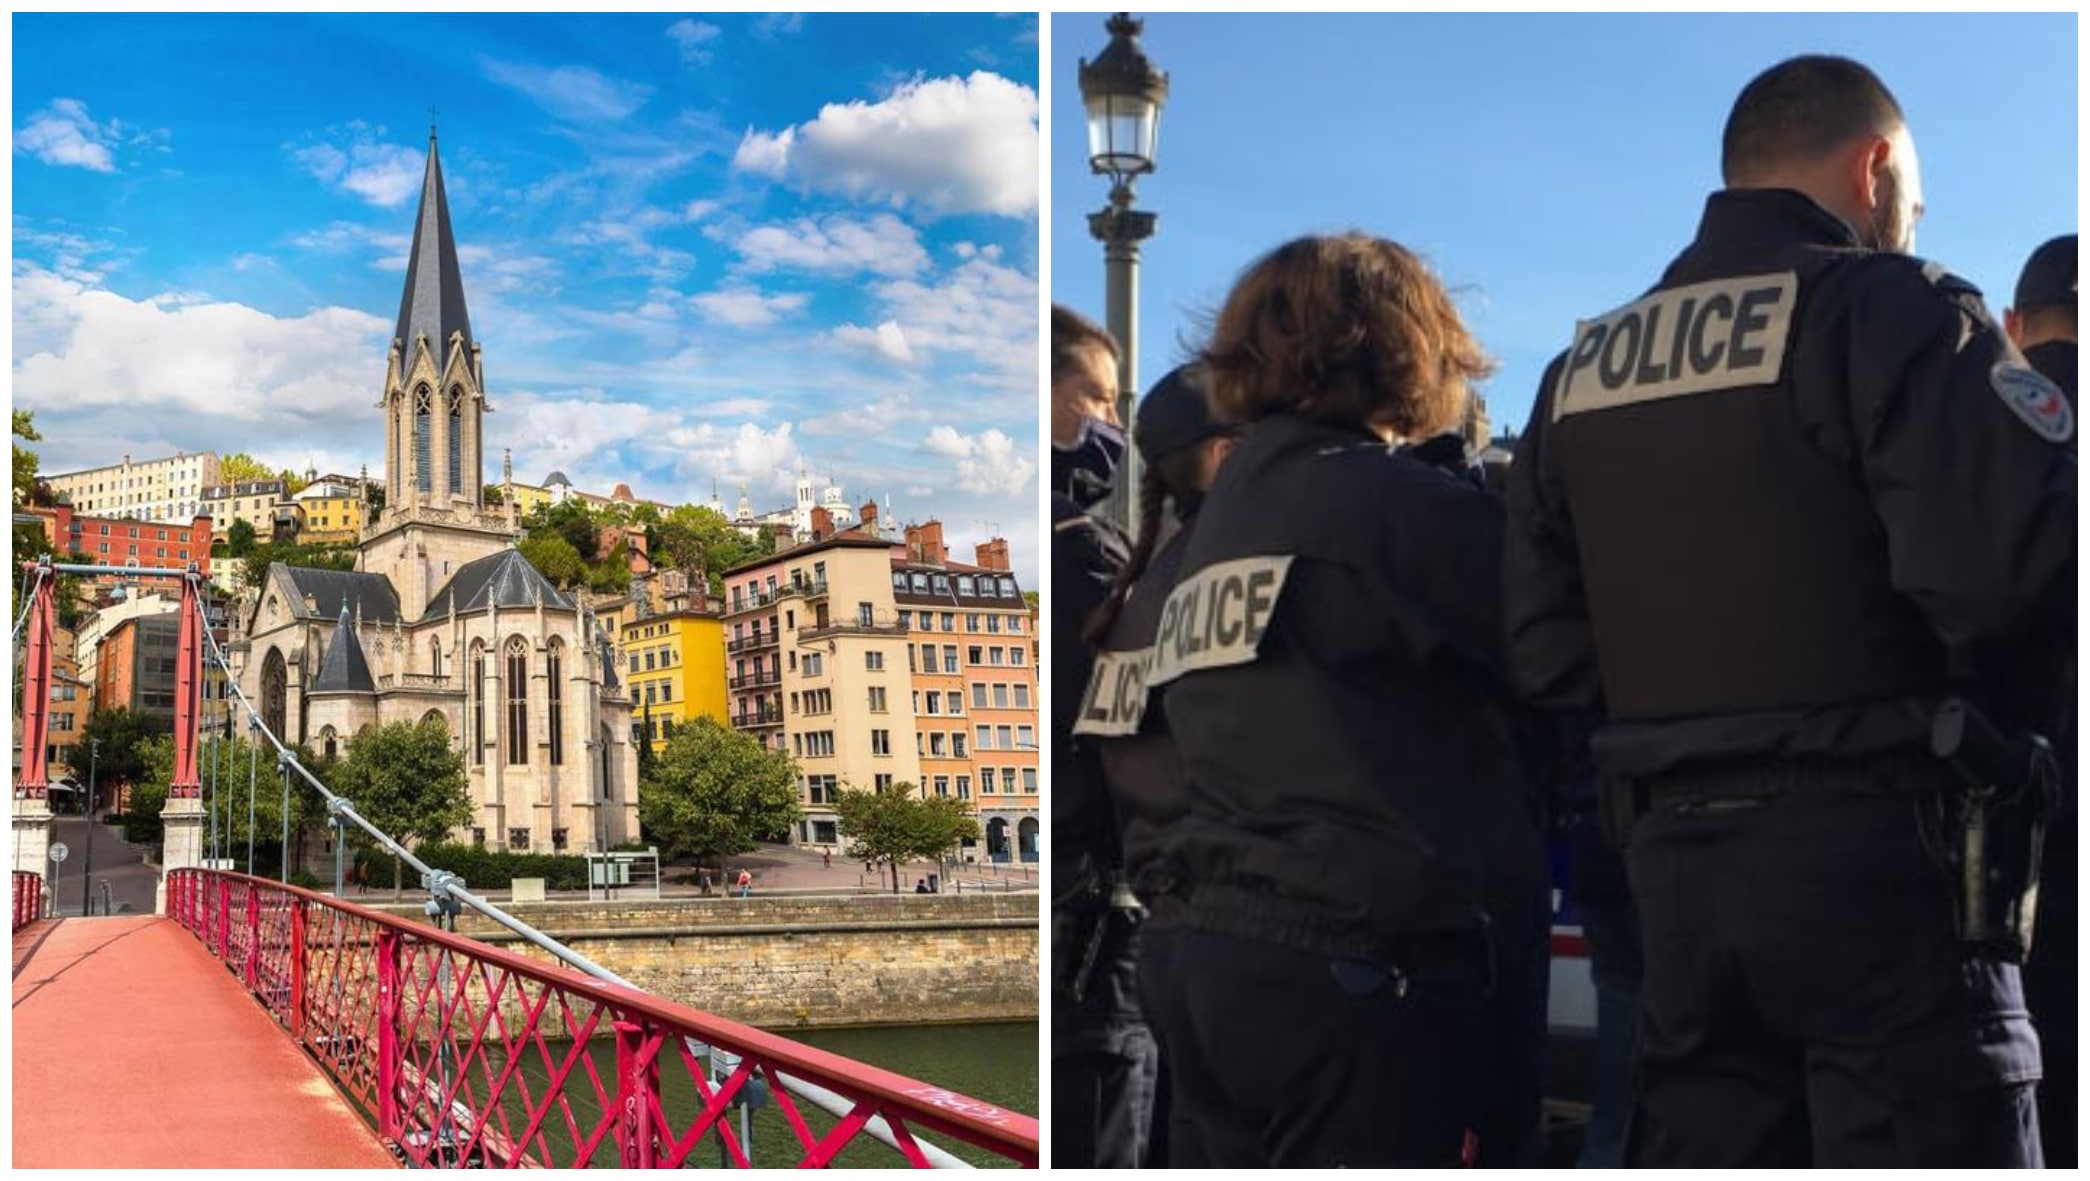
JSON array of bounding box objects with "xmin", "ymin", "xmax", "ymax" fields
[
  {"xmin": 1200, "ymin": 234, "xmax": 1492, "ymax": 439},
  {"xmin": 1722, "ymin": 55, "xmax": 1905, "ymax": 186},
  {"xmin": 1051, "ymin": 303, "xmax": 1118, "ymax": 385}
]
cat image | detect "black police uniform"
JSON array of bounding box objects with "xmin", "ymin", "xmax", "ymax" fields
[
  {"xmin": 1149, "ymin": 412, "xmax": 1547, "ymax": 1168},
  {"xmin": 1049, "ymin": 457, "xmax": 1158, "ymax": 1169},
  {"xmin": 1506, "ymin": 188, "xmax": 2075, "ymax": 1167},
  {"xmin": 2018, "ymin": 324, "xmax": 2076, "ymax": 1169}
]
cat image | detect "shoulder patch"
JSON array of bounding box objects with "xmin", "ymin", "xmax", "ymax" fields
[
  {"xmin": 1553, "ymin": 272, "xmax": 1797, "ymax": 421},
  {"xmin": 1147, "ymin": 555, "xmax": 1293, "ymax": 687},
  {"xmin": 1072, "ymin": 646, "xmax": 1152, "ymax": 738},
  {"xmin": 1991, "ymin": 361, "xmax": 2074, "ymax": 444}
]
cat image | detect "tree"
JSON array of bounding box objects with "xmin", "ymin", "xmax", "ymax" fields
[
  {"xmin": 226, "ymin": 518, "xmax": 258, "ymax": 559},
  {"xmin": 13, "ymin": 410, "xmax": 41, "ymax": 509},
  {"xmin": 638, "ymin": 717, "xmax": 801, "ymax": 875},
  {"xmin": 218, "ymin": 452, "xmax": 275, "ymax": 485},
  {"xmin": 69, "ymin": 708, "xmax": 165, "ymax": 796},
  {"xmin": 136, "ymin": 732, "xmax": 331, "ymax": 869},
  {"xmin": 333, "ymin": 717, "xmax": 472, "ymax": 899},
  {"xmin": 518, "ymin": 533, "xmax": 586, "ymax": 589},
  {"xmin": 835, "ymin": 781, "xmax": 981, "ymax": 894}
]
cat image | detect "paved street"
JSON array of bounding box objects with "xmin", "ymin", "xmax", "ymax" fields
[{"xmin": 41, "ymin": 814, "xmax": 158, "ymax": 918}]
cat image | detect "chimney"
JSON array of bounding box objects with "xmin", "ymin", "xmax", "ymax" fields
[
  {"xmin": 809, "ymin": 505, "xmax": 834, "ymax": 541},
  {"xmin": 975, "ymin": 538, "xmax": 1010, "ymax": 571},
  {"xmin": 861, "ymin": 500, "xmax": 878, "ymax": 526},
  {"xmin": 919, "ymin": 519, "xmax": 948, "ymax": 564},
  {"xmin": 904, "ymin": 523, "xmax": 925, "ymax": 563}
]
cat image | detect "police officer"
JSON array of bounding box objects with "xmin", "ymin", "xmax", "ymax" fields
[
  {"xmin": 1151, "ymin": 234, "xmax": 1547, "ymax": 1167},
  {"xmin": 1073, "ymin": 363, "xmax": 1233, "ymax": 1167},
  {"xmin": 1047, "ymin": 302, "xmax": 1156, "ymax": 1168},
  {"xmin": 1505, "ymin": 56, "xmax": 2073, "ymax": 1167},
  {"xmin": 2005, "ymin": 232, "xmax": 2077, "ymax": 1168}
]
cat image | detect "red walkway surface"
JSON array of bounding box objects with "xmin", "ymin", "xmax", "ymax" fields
[{"xmin": 13, "ymin": 916, "xmax": 398, "ymax": 1169}]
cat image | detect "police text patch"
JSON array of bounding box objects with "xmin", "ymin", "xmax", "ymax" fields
[
  {"xmin": 1148, "ymin": 556, "xmax": 1292, "ymax": 686},
  {"xmin": 1072, "ymin": 646, "xmax": 1154, "ymax": 737},
  {"xmin": 1553, "ymin": 272, "xmax": 1798, "ymax": 420},
  {"xmin": 1990, "ymin": 361, "xmax": 2074, "ymax": 444}
]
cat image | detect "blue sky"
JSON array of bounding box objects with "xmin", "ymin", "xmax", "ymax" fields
[
  {"xmin": 1050, "ymin": 12, "xmax": 2077, "ymax": 438},
  {"xmin": 14, "ymin": 12, "xmax": 1043, "ymax": 581}
]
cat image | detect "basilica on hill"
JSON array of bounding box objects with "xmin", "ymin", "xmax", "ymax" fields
[{"xmin": 233, "ymin": 132, "xmax": 639, "ymax": 855}]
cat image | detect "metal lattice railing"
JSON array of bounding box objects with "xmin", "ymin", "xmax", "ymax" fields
[
  {"xmin": 14, "ymin": 871, "xmax": 45, "ymax": 931},
  {"xmin": 166, "ymin": 869, "xmax": 1038, "ymax": 1168}
]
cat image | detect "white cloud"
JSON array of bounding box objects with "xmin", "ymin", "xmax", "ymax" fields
[
  {"xmin": 13, "ymin": 225, "xmax": 131, "ymax": 285},
  {"xmin": 752, "ymin": 13, "xmax": 804, "ymax": 40},
  {"xmin": 691, "ymin": 286, "xmax": 810, "ymax": 328},
  {"xmin": 12, "ymin": 266, "xmax": 391, "ymax": 467},
  {"xmin": 731, "ymin": 128, "xmax": 792, "ymax": 178},
  {"xmin": 656, "ymin": 421, "xmax": 804, "ymax": 494},
  {"xmin": 921, "ymin": 426, "xmax": 1034, "ymax": 496},
  {"xmin": 681, "ymin": 199, "xmax": 719, "ymax": 221},
  {"xmin": 731, "ymin": 72, "xmax": 1037, "ymax": 218},
  {"xmin": 230, "ymin": 253, "xmax": 276, "ymax": 273},
  {"xmin": 832, "ymin": 320, "xmax": 915, "ymax": 363},
  {"xmin": 288, "ymin": 125, "xmax": 425, "ymax": 208},
  {"xmin": 482, "ymin": 59, "xmax": 653, "ymax": 123},
  {"xmin": 13, "ymin": 99, "xmax": 136, "ymax": 173},
  {"xmin": 731, "ymin": 213, "xmax": 927, "ymax": 278},
  {"xmin": 867, "ymin": 246, "xmax": 1037, "ymax": 380},
  {"xmin": 667, "ymin": 19, "xmax": 723, "ymax": 65}
]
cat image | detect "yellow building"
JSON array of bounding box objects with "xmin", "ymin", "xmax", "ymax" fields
[
  {"xmin": 623, "ymin": 607, "xmax": 729, "ymax": 751},
  {"xmin": 293, "ymin": 476, "xmax": 368, "ymax": 545}
]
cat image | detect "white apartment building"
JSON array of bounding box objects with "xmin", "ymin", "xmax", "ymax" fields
[{"xmin": 45, "ymin": 452, "xmax": 222, "ymax": 524}]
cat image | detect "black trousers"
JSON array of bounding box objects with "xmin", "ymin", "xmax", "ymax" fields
[
  {"xmin": 1625, "ymin": 761, "xmax": 2043, "ymax": 1167},
  {"xmin": 1050, "ymin": 910, "xmax": 1158, "ymax": 1168},
  {"xmin": 1139, "ymin": 923, "xmax": 1492, "ymax": 1167},
  {"xmin": 2024, "ymin": 813, "xmax": 2076, "ymax": 1167}
]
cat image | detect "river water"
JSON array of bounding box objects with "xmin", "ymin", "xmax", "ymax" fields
[{"xmin": 413, "ymin": 1021, "xmax": 1038, "ymax": 1168}]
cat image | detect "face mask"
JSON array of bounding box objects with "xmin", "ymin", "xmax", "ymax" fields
[{"xmin": 1051, "ymin": 416, "xmax": 1127, "ymax": 509}]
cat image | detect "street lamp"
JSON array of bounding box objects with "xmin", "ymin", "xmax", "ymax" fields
[
  {"xmin": 79, "ymin": 737, "xmax": 98, "ymax": 916},
  {"xmin": 1079, "ymin": 11, "xmax": 1169, "ymax": 533}
]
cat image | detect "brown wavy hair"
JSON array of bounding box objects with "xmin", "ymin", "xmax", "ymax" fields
[{"xmin": 1200, "ymin": 233, "xmax": 1493, "ymax": 438}]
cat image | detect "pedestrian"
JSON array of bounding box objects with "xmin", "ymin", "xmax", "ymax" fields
[
  {"xmin": 914, "ymin": 877, "xmax": 930, "ymax": 895},
  {"xmin": 1505, "ymin": 56, "xmax": 2071, "ymax": 1168},
  {"xmin": 2003, "ymin": 232, "xmax": 2077, "ymax": 1169},
  {"xmin": 822, "ymin": 849, "xmax": 831, "ymax": 870},
  {"xmin": 1075, "ymin": 362, "xmax": 1236, "ymax": 1168},
  {"xmin": 1047, "ymin": 302, "xmax": 1155, "ymax": 1170},
  {"xmin": 736, "ymin": 868, "xmax": 752, "ymax": 899},
  {"xmin": 1150, "ymin": 235, "xmax": 1547, "ymax": 1167}
]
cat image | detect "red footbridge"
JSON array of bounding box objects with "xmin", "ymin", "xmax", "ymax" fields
[{"xmin": 12, "ymin": 565, "xmax": 1039, "ymax": 1169}]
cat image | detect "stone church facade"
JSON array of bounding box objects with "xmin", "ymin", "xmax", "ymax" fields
[{"xmin": 234, "ymin": 132, "xmax": 639, "ymax": 855}]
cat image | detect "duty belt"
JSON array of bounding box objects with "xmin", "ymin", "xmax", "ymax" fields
[{"xmin": 1600, "ymin": 749, "xmax": 1945, "ymax": 845}]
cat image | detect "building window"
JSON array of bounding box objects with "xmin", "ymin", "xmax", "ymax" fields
[
  {"xmin": 1023, "ymin": 768, "xmax": 1038, "ymax": 794},
  {"xmin": 1011, "ymin": 647, "xmax": 1026, "ymax": 667},
  {"xmin": 946, "ymin": 691, "xmax": 963, "ymax": 714},
  {"xmin": 997, "ymin": 725, "xmax": 1014, "ymax": 750},
  {"xmin": 940, "ymin": 611, "xmax": 955, "ymax": 631},
  {"xmin": 1014, "ymin": 683, "xmax": 1031, "ymax": 709},
  {"xmin": 871, "ymin": 730, "xmax": 891, "ymax": 756},
  {"xmin": 990, "ymin": 648, "xmax": 1005, "ymax": 666},
  {"xmin": 414, "ymin": 387, "xmax": 433, "ymax": 493},
  {"xmin": 930, "ymin": 734, "xmax": 946, "ymax": 757},
  {"xmin": 874, "ymin": 773, "xmax": 894, "ymax": 791},
  {"xmin": 976, "ymin": 724, "xmax": 992, "ymax": 751},
  {"xmin": 943, "ymin": 647, "xmax": 959, "ymax": 674},
  {"xmin": 804, "ymin": 653, "xmax": 823, "ymax": 677},
  {"xmin": 506, "ymin": 638, "xmax": 529, "ymax": 765},
  {"xmin": 981, "ymin": 770, "xmax": 996, "ymax": 795},
  {"xmin": 866, "ymin": 650, "xmax": 884, "ymax": 671},
  {"xmin": 1004, "ymin": 768, "xmax": 1021, "ymax": 795},
  {"xmin": 448, "ymin": 389, "xmax": 464, "ymax": 494},
  {"xmin": 925, "ymin": 693, "xmax": 941, "ymax": 715},
  {"xmin": 869, "ymin": 686, "xmax": 887, "ymax": 713},
  {"xmin": 957, "ymin": 775, "xmax": 972, "ymax": 800},
  {"xmin": 1018, "ymin": 724, "xmax": 1034, "ymax": 748},
  {"xmin": 546, "ymin": 644, "xmax": 563, "ymax": 765},
  {"xmin": 968, "ymin": 645, "xmax": 984, "ymax": 665},
  {"xmin": 994, "ymin": 684, "xmax": 1010, "ymax": 709},
  {"xmin": 508, "ymin": 828, "xmax": 531, "ymax": 851},
  {"xmin": 472, "ymin": 650, "xmax": 486, "ymax": 764},
  {"xmin": 971, "ymin": 684, "xmax": 988, "ymax": 709}
]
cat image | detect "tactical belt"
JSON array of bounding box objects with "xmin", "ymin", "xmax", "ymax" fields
[{"xmin": 1602, "ymin": 750, "xmax": 1947, "ymax": 843}]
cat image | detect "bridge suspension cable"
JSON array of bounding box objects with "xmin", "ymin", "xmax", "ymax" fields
[{"xmin": 186, "ymin": 573, "xmax": 975, "ymax": 1168}]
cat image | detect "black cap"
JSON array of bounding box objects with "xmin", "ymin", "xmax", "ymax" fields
[
  {"xmin": 1135, "ymin": 364, "xmax": 1225, "ymax": 465},
  {"xmin": 2014, "ymin": 234, "xmax": 2076, "ymax": 311}
]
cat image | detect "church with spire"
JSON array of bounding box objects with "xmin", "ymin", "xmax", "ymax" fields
[{"xmin": 233, "ymin": 130, "xmax": 640, "ymax": 855}]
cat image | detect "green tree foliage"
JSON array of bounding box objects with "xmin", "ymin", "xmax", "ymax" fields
[
  {"xmin": 638, "ymin": 717, "xmax": 801, "ymax": 871},
  {"xmin": 134, "ymin": 731, "xmax": 332, "ymax": 865},
  {"xmin": 518, "ymin": 533, "xmax": 587, "ymax": 589},
  {"xmin": 13, "ymin": 410, "xmax": 42, "ymax": 509},
  {"xmin": 277, "ymin": 468, "xmax": 310, "ymax": 496},
  {"xmin": 68, "ymin": 708, "xmax": 165, "ymax": 794},
  {"xmin": 332, "ymin": 717, "xmax": 472, "ymax": 898},
  {"xmin": 651, "ymin": 504, "xmax": 770, "ymax": 598},
  {"xmin": 835, "ymin": 781, "xmax": 981, "ymax": 894},
  {"xmin": 225, "ymin": 518, "xmax": 259, "ymax": 558},
  {"xmin": 218, "ymin": 453, "xmax": 275, "ymax": 485}
]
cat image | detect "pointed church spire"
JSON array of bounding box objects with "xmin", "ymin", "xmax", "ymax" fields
[{"xmin": 394, "ymin": 128, "xmax": 474, "ymax": 371}]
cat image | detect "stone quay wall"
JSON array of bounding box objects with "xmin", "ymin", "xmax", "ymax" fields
[{"xmin": 371, "ymin": 893, "xmax": 1038, "ymax": 1029}]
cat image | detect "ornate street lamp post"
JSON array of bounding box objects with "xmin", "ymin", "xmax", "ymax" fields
[{"xmin": 1079, "ymin": 12, "xmax": 1169, "ymax": 532}]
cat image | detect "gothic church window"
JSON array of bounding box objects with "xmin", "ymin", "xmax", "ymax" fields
[
  {"xmin": 506, "ymin": 637, "xmax": 529, "ymax": 765},
  {"xmin": 448, "ymin": 388, "xmax": 463, "ymax": 494},
  {"xmin": 414, "ymin": 387, "xmax": 433, "ymax": 493},
  {"xmin": 547, "ymin": 642, "xmax": 563, "ymax": 765}
]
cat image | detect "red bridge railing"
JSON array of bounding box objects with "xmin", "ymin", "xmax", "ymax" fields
[
  {"xmin": 14, "ymin": 871, "xmax": 45, "ymax": 931},
  {"xmin": 165, "ymin": 869, "xmax": 1036, "ymax": 1168}
]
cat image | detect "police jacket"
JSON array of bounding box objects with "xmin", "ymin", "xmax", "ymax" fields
[
  {"xmin": 1506, "ymin": 189, "xmax": 2077, "ymax": 776},
  {"xmin": 1073, "ymin": 507, "xmax": 1201, "ymax": 898},
  {"xmin": 2026, "ymin": 340, "xmax": 2076, "ymax": 406},
  {"xmin": 1158, "ymin": 413, "xmax": 1545, "ymax": 955},
  {"xmin": 1051, "ymin": 489, "xmax": 1129, "ymax": 875}
]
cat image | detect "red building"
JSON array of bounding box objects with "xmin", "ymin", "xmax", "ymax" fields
[{"xmin": 26, "ymin": 504, "xmax": 213, "ymax": 591}]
